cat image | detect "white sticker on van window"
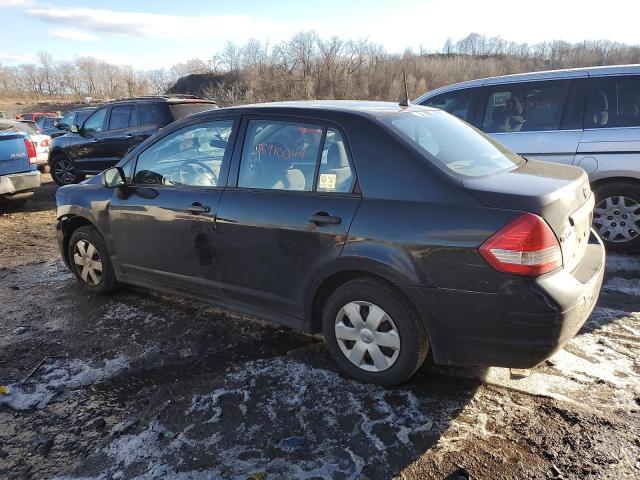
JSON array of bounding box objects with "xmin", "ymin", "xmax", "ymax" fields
[{"xmin": 319, "ymin": 173, "xmax": 337, "ymax": 191}]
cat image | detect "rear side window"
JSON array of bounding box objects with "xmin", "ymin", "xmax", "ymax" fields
[
  {"xmin": 586, "ymin": 75, "xmax": 640, "ymax": 128},
  {"xmin": 238, "ymin": 120, "xmax": 323, "ymax": 191},
  {"xmin": 482, "ymin": 80, "xmax": 569, "ymax": 133},
  {"xmin": 108, "ymin": 105, "xmax": 134, "ymax": 130},
  {"xmin": 316, "ymin": 128, "xmax": 354, "ymax": 193},
  {"xmin": 169, "ymin": 103, "xmax": 217, "ymax": 120},
  {"xmin": 421, "ymin": 89, "xmax": 475, "ymax": 122},
  {"xmin": 382, "ymin": 109, "xmax": 524, "ymax": 178},
  {"xmin": 138, "ymin": 103, "xmax": 171, "ymax": 127}
]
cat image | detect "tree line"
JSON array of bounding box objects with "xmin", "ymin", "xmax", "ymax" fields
[{"xmin": 2, "ymin": 32, "xmax": 639, "ymax": 106}]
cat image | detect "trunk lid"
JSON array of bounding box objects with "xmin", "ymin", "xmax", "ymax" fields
[
  {"xmin": 463, "ymin": 160, "xmax": 594, "ymax": 272},
  {"xmin": 0, "ymin": 132, "xmax": 30, "ymax": 176}
]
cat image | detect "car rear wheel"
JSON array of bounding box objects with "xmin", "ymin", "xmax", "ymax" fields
[
  {"xmin": 50, "ymin": 154, "xmax": 85, "ymax": 186},
  {"xmin": 68, "ymin": 226, "xmax": 118, "ymax": 294},
  {"xmin": 592, "ymin": 182, "xmax": 640, "ymax": 252},
  {"xmin": 322, "ymin": 277, "xmax": 429, "ymax": 386}
]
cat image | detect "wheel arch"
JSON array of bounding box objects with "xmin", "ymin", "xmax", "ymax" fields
[
  {"xmin": 58, "ymin": 214, "xmax": 96, "ymax": 265},
  {"xmin": 590, "ymin": 175, "xmax": 640, "ymax": 192},
  {"xmin": 306, "ymin": 258, "xmax": 425, "ymax": 335}
]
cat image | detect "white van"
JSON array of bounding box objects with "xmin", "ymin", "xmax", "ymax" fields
[{"xmin": 415, "ymin": 65, "xmax": 640, "ymax": 251}]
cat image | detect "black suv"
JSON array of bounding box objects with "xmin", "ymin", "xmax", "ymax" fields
[{"xmin": 48, "ymin": 96, "xmax": 217, "ymax": 185}]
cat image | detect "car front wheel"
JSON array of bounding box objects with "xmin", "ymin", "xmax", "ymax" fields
[
  {"xmin": 68, "ymin": 226, "xmax": 118, "ymax": 294},
  {"xmin": 50, "ymin": 154, "xmax": 85, "ymax": 186},
  {"xmin": 593, "ymin": 182, "xmax": 640, "ymax": 252},
  {"xmin": 322, "ymin": 277, "xmax": 429, "ymax": 386}
]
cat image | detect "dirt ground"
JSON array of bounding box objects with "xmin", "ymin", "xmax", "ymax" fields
[{"xmin": 0, "ymin": 176, "xmax": 639, "ymax": 479}]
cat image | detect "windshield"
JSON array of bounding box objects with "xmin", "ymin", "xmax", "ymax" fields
[{"xmin": 381, "ymin": 109, "xmax": 524, "ymax": 178}]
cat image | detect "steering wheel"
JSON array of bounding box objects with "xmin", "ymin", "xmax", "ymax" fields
[{"xmin": 179, "ymin": 160, "xmax": 218, "ymax": 186}]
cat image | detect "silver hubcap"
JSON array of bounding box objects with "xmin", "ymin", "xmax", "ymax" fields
[
  {"xmin": 334, "ymin": 301, "xmax": 400, "ymax": 372},
  {"xmin": 54, "ymin": 158, "xmax": 75, "ymax": 184},
  {"xmin": 73, "ymin": 239, "xmax": 103, "ymax": 286},
  {"xmin": 593, "ymin": 196, "xmax": 640, "ymax": 243}
]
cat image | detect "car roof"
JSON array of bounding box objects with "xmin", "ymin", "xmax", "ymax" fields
[
  {"xmin": 106, "ymin": 95, "xmax": 217, "ymax": 106},
  {"xmin": 414, "ymin": 63, "xmax": 640, "ymax": 102},
  {"xmin": 197, "ymin": 100, "xmax": 438, "ymax": 120}
]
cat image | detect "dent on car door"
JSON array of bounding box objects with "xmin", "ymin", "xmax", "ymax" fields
[
  {"xmin": 107, "ymin": 118, "xmax": 238, "ymax": 292},
  {"xmin": 481, "ymin": 79, "xmax": 585, "ymax": 166},
  {"xmin": 216, "ymin": 119, "xmax": 361, "ymax": 321}
]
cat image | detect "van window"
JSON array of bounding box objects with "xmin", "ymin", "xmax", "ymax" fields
[
  {"xmin": 482, "ymin": 81, "xmax": 569, "ymax": 133},
  {"xmin": 586, "ymin": 76, "xmax": 640, "ymax": 129},
  {"xmin": 421, "ymin": 89, "xmax": 474, "ymax": 122},
  {"xmin": 383, "ymin": 109, "xmax": 524, "ymax": 178},
  {"xmin": 108, "ymin": 106, "xmax": 133, "ymax": 131}
]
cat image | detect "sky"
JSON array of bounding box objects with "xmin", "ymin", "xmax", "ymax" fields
[{"xmin": 1, "ymin": 0, "xmax": 639, "ymax": 69}]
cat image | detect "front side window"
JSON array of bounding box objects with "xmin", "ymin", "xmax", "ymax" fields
[
  {"xmin": 238, "ymin": 120, "xmax": 323, "ymax": 191},
  {"xmin": 76, "ymin": 110, "xmax": 93, "ymax": 125},
  {"xmin": 483, "ymin": 81, "xmax": 569, "ymax": 133},
  {"xmin": 133, "ymin": 121, "xmax": 234, "ymax": 187},
  {"xmin": 108, "ymin": 106, "xmax": 134, "ymax": 131},
  {"xmin": 383, "ymin": 109, "xmax": 524, "ymax": 178},
  {"xmin": 586, "ymin": 75, "xmax": 640, "ymax": 128},
  {"xmin": 316, "ymin": 128, "xmax": 354, "ymax": 193},
  {"xmin": 83, "ymin": 108, "xmax": 107, "ymax": 134},
  {"xmin": 422, "ymin": 89, "xmax": 474, "ymax": 122}
]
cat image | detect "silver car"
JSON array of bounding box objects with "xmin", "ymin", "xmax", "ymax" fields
[{"xmin": 415, "ymin": 64, "xmax": 640, "ymax": 251}]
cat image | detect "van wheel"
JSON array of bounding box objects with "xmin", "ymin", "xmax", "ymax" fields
[
  {"xmin": 68, "ymin": 226, "xmax": 118, "ymax": 294},
  {"xmin": 50, "ymin": 154, "xmax": 85, "ymax": 186},
  {"xmin": 592, "ymin": 182, "xmax": 640, "ymax": 252},
  {"xmin": 322, "ymin": 277, "xmax": 428, "ymax": 386}
]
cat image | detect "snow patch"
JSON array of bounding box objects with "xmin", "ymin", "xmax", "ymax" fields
[
  {"xmin": 0, "ymin": 355, "xmax": 129, "ymax": 410},
  {"xmin": 602, "ymin": 276, "xmax": 640, "ymax": 296}
]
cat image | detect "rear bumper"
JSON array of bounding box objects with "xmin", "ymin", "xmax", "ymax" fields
[
  {"xmin": 36, "ymin": 150, "xmax": 49, "ymax": 165},
  {"xmin": 405, "ymin": 231, "xmax": 606, "ymax": 368},
  {"xmin": 0, "ymin": 170, "xmax": 41, "ymax": 196}
]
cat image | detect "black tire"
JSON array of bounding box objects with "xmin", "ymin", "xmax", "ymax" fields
[
  {"xmin": 593, "ymin": 182, "xmax": 640, "ymax": 253},
  {"xmin": 50, "ymin": 154, "xmax": 85, "ymax": 186},
  {"xmin": 322, "ymin": 277, "xmax": 429, "ymax": 386},
  {"xmin": 68, "ymin": 225, "xmax": 118, "ymax": 294}
]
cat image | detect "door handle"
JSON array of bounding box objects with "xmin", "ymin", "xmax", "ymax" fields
[
  {"xmin": 309, "ymin": 212, "xmax": 341, "ymax": 225},
  {"xmin": 91, "ymin": 139, "xmax": 99, "ymax": 143},
  {"xmin": 187, "ymin": 202, "xmax": 211, "ymax": 214}
]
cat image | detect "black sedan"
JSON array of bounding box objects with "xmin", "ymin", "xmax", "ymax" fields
[{"xmin": 55, "ymin": 101, "xmax": 605, "ymax": 386}]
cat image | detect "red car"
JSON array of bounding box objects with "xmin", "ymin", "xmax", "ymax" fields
[{"xmin": 16, "ymin": 112, "xmax": 58, "ymax": 122}]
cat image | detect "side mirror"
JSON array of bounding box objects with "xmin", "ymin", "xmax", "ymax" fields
[
  {"xmin": 102, "ymin": 167, "xmax": 126, "ymax": 188},
  {"xmin": 69, "ymin": 124, "xmax": 80, "ymax": 133}
]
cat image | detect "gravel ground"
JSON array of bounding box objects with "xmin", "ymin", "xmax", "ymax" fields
[{"xmin": 0, "ymin": 176, "xmax": 639, "ymax": 479}]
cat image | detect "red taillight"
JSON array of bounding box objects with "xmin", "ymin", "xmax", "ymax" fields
[
  {"xmin": 40, "ymin": 138, "xmax": 49, "ymax": 147},
  {"xmin": 479, "ymin": 213, "xmax": 562, "ymax": 276},
  {"xmin": 24, "ymin": 139, "xmax": 38, "ymax": 164}
]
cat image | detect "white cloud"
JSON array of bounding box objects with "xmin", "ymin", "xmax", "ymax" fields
[
  {"xmin": 0, "ymin": 0, "xmax": 37, "ymax": 7},
  {"xmin": 25, "ymin": 7, "xmax": 308, "ymax": 43},
  {"xmin": 50, "ymin": 28, "xmax": 99, "ymax": 42},
  {"xmin": 0, "ymin": 51, "xmax": 37, "ymax": 64}
]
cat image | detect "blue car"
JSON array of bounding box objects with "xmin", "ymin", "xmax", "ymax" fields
[{"xmin": 0, "ymin": 129, "xmax": 41, "ymax": 208}]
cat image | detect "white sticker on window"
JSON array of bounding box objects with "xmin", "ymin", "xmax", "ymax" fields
[{"xmin": 318, "ymin": 173, "xmax": 337, "ymax": 191}]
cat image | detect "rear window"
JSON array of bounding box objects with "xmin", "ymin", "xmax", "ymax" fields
[
  {"xmin": 169, "ymin": 103, "xmax": 217, "ymax": 120},
  {"xmin": 381, "ymin": 109, "xmax": 524, "ymax": 178},
  {"xmin": 0, "ymin": 121, "xmax": 37, "ymax": 135}
]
